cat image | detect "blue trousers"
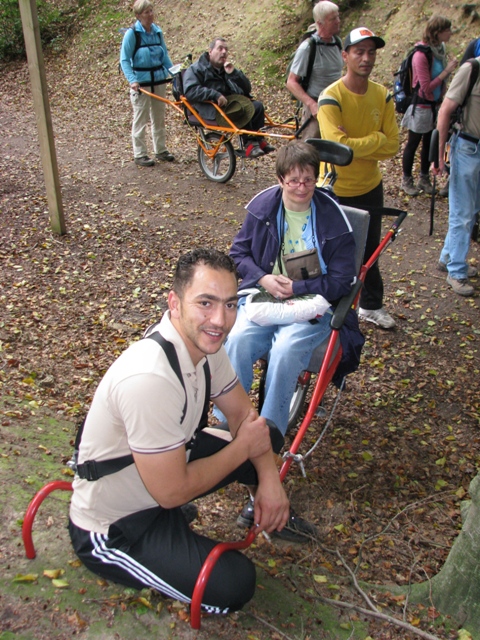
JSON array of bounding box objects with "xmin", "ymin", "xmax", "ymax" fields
[
  {"xmin": 216, "ymin": 301, "xmax": 332, "ymax": 435},
  {"xmin": 440, "ymin": 133, "xmax": 480, "ymax": 279}
]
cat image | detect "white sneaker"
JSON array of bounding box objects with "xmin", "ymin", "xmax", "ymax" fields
[{"xmin": 359, "ymin": 307, "xmax": 396, "ymax": 329}]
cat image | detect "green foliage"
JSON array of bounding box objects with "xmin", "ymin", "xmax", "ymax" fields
[{"xmin": 0, "ymin": 0, "xmax": 84, "ymax": 61}]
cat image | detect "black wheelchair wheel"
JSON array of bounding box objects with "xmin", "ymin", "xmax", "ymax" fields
[
  {"xmin": 287, "ymin": 375, "xmax": 311, "ymax": 431},
  {"xmin": 197, "ymin": 132, "xmax": 236, "ymax": 183}
]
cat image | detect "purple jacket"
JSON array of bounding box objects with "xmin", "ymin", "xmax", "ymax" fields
[{"xmin": 230, "ymin": 185, "xmax": 357, "ymax": 301}]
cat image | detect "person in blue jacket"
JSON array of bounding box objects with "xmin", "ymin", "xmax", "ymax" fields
[
  {"xmin": 120, "ymin": 0, "xmax": 175, "ymax": 166},
  {"xmin": 213, "ymin": 141, "xmax": 361, "ymax": 539},
  {"xmin": 216, "ymin": 141, "xmax": 359, "ymax": 438}
]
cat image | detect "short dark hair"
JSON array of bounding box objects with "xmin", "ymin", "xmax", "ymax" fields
[
  {"xmin": 209, "ymin": 37, "xmax": 227, "ymax": 51},
  {"xmin": 276, "ymin": 140, "xmax": 321, "ymax": 181},
  {"xmin": 173, "ymin": 248, "xmax": 237, "ymax": 297}
]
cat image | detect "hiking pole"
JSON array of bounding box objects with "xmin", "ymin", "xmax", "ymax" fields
[{"xmin": 428, "ymin": 128, "xmax": 439, "ymax": 236}]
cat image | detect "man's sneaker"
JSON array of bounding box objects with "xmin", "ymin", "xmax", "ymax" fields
[
  {"xmin": 401, "ymin": 175, "xmax": 420, "ymax": 196},
  {"xmin": 134, "ymin": 156, "xmax": 155, "ymax": 167},
  {"xmin": 446, "ymin": 275, "xmax": 475, "ymax": 297},
  {"xmin": 180, "ymin": 502, "xmax": 198, "ymax": 524},
  {"xmin": 438, "ymin": 261, "xmax": 478, "ymax": 278},
  {"xmin": 156, "ymin": 150, "xmax": 175, "ymax": 162},
  {"xmin": 259, "ymin": 139, "xmax": 276, "ymax": 154},
  {"xmin": 245, "ymin": 142, "xmax": 264, "ymax": 159},
  {"xmin": 438, "ymin": 180, "xmax": 449, "ymax": 197},
  {"xmin": 417, "ymin": 174, "xmax": 435, "ymax": 195},
  {"xmin": 358, "ymin": 307, "xmax": 396, "ymax": 329},
  {"xmin": 237, "ymin": 499, "xmax": 318, "ymax": 543}
]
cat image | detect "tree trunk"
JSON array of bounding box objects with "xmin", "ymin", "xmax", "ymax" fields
[{"xmin": 409, "ymin": 473, "xmax": 480, "ymax": 633}]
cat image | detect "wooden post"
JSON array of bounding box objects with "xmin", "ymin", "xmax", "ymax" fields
[{"xmin": 18, "ymin": 0, "xmax": 66, "ymax": 235}]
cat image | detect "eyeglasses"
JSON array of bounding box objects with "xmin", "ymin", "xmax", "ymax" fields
[{"xmin": 282, "ymin": 177, "xmax": 316, "ymax": 188}]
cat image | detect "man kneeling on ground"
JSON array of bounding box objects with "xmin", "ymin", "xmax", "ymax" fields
[{"xmin": 69, "ymin": 249, "xmax": 291, "ymax": 614}]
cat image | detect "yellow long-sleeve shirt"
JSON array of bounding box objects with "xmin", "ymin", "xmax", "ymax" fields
[{"xmin": 317, "ymin": 78, "xmax": 399, "ymax": 197}]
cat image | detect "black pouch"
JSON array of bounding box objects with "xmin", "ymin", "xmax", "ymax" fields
[{"xmin": 282, "ymin": 248, "xmax": 321, "ymax": 280}]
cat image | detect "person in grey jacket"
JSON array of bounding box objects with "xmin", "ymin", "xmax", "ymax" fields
[
  {"xmin": 183, "ymin": 37, "xmax": 274, "ymax": 158},
  {"xmin": 120, "ymin": 0, "xmax": 175, "ymax": 166}
]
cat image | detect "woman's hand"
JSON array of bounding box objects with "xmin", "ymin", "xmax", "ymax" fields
[
  {"xmin": 445, "ymin": 58, "xmax": 458, "ymax": 75},
  {"xmin": 258, "ymin": 274, "xmax": 294, "ymax": 299}
]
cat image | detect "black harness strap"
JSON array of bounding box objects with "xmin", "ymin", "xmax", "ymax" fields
[{"xmin": 75, "ymin": 331, "xmax": 210, "ymax": 481}]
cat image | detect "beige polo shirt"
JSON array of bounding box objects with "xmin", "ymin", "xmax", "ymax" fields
[{"xmin": 69, "ymin": 312, "xmax": 237, "ymax": 533}]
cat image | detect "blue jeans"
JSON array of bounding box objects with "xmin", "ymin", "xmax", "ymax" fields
[
  {"xmin": 215, "ymin": 301, "xmax": 332, "ymax": 436},
  {"xmin": 440, "ymin": 133, "xmax": 480, "ymax": 279}
]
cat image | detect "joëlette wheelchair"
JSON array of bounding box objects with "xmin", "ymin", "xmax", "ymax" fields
[
  {"xmin": 188, "ymin": 139, "xmax": 407, "ymax": 628},
  {"xmin": 138, "ymin": 67, "xmax": 299, "ymax": 183},
  {"xmin": 21, "ymin": 139, "xmax": 407, "ymax": 631}
]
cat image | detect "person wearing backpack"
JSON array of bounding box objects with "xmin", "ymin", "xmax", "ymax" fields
[
  {"xmin": 400, "ymin": 16, "xmax": 457, "ymax": 196},
  {"xmin": 120, "ymin": 0, "xmax": 175, "ymax": 167},
  {"xmin": 433, "ymin": 59, "xmax": 480, "ymax": 296},
  {"xmin": 286, "ymin": 1, "xmax": 342, "ymax": 140},
  {"xmin": 68, "ymin": 248, "xmax": 290, "ymax": 613}
]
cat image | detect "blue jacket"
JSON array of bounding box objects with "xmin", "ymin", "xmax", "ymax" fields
[
  {"xmin": 231, "ymin": 185, "xmax": 357, "ymax": 301},
  {"xmin": 231, "ymin": 184, "xmax": 365, "ymax": 383},
  {"xmin": 183, "ymin": 52, "xmax": 252, "ymax": 121},
  {"xmin": 120, "ymin": 21, "xmax": 173, "ymax": 87}
]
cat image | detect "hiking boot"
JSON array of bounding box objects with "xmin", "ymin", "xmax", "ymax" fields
[
  {"xmin": 438, "ymin": 180, "xmax": 449, "ymax": 197},
  {"xmin": 446, "ymin": 275, "xmax": 475, "ymax": 297},
  {"xmin": 245, "ymin": 142, "xmax": 264, "ymax": 159},
  {"xmin": 156, "ymin": 150, "xmax": 175, "ymax": 162},
  {"xmin": 417, "ymin": 174, "xmax": 435, "ymax": 195},
  {"xmin": 180, "ymin": 502, "xmax": 198, "ymax": 524},
  {"xmin": 134, "ymin": 156, "xmax": 155, "ymax": 167},
  {"xmin": 401, "ymin": 175, "xmax": 420, "ymax": 196},
  {"xmin": 237, "ymin": 499, "xmax": 318, "ymax": 543},
  {"xmin": 259, "ymin": 139, "xmax": 276, "ymax": 154},
  {"xmin": 358, "ymin": 307, "xmax": 396, "ymax": 329},
  {"xmin": 438, "ymin": 261, "xmax": 478, "ymax": 278}
]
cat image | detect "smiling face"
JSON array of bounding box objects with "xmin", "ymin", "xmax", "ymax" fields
[
  {"xmin": 343, "ymin": 39, "xmax": 377, "ymax": 79},
  {"xmin": 279, "ymin": 165, "xmax": 317, "ymax": 212},
  {"xmin": 168, "ymin": 264, "xmax": 238, "ymax": 365}
]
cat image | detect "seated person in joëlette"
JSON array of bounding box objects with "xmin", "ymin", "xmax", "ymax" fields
[
  {"xmin": 182, "ymin": 37, "xmax": 275, "ymax": 158},
  {"xmin": 214, "ymin": 141, "xmax": 363, "ymax": 535},
  {"xmin": 69, "ymin": 248, "xmax": 289, "ymax": 615}
]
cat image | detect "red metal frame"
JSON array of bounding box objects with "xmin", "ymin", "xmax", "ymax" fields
[
  {"xmin": 188, "ymin": 212, "xmax": 407, "ymax": 628},
  {"xmin": 22, "ymin": 481, "xmax": 73, "ymax": 559}
]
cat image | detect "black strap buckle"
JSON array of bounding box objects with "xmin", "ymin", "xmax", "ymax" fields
[{"xmin": 77, "ymin": 460, "xmax": 100, "ymax": 481}]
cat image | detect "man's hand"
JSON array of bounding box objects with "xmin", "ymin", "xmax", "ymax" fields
[
  {"xmin": 224, "ymin": 62, "xmax": 234, "ymax": 74},
  {"xmin": 217, "ymin": 94, "xmax": 228, "ymax": 107},
  {"xmin": 253, "ymin": 478, "xmax": 290, "ymax": 534},
  {"xmin": 130, "ymin": 82, "xmax": 140, "ymax": 92},
  {"xmin": 258, "ymin": 274, "xmax": 293, "ymax": 299},
  {"xmin": 308, "ymin": 98, "xmax": 319, "ymax": 117},
  {"xmin": 235, "ymin": 410, "xmax": 272, "ymax": 460}
]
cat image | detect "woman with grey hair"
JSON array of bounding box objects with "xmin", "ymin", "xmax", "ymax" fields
[{"xmin": 120, "ymin": 0, "xmax": 175, "ymax": 166}]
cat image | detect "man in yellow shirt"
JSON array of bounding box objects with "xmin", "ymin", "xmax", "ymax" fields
[{"xmin": 318, "ymin": 28, "xmax": 399, "ymax": 329}]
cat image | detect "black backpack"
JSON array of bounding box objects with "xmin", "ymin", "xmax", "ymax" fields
[
  {"xmin": 449, "ymin": 58, "xmax": 480, "ymax": 131},
  {"xmin": 393, "ymin": 44, "xmax": 433, "ymax": 114},
  {"xmin": 286, "ymin": 31, "xmax": 342, "ymax": 98}
]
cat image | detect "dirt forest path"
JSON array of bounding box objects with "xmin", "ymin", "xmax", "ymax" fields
[{"xmin": 1, "ymin": 46, "xmax": 480, "ymax": 639}]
